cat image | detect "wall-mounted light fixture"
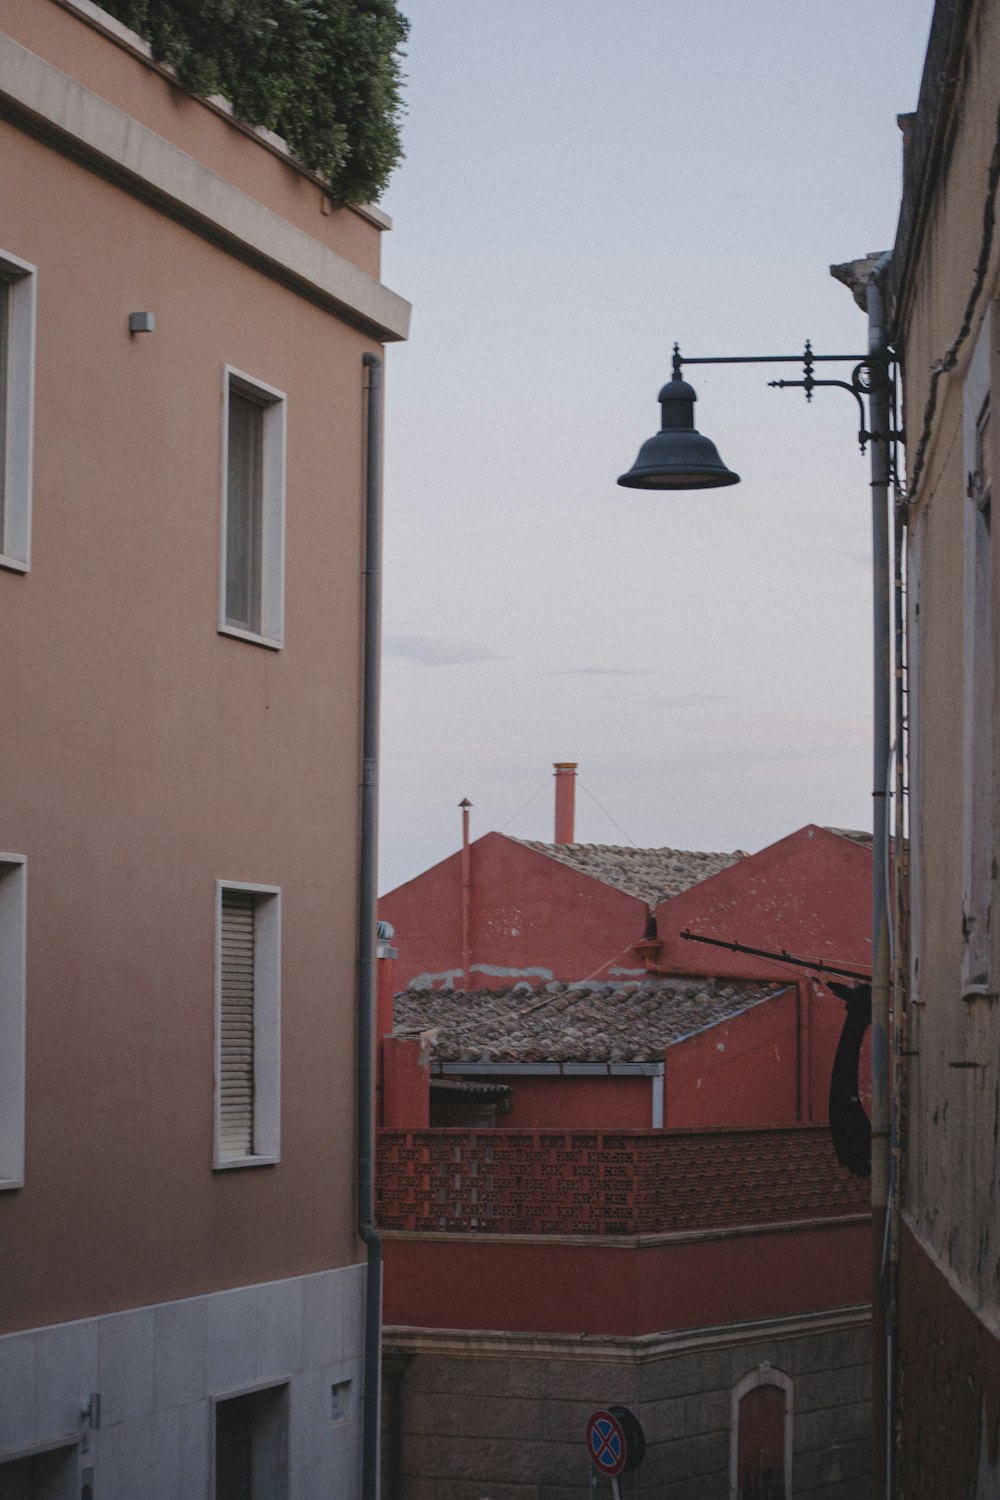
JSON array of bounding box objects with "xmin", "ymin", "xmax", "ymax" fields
[
  {"xmin": 128, "ymin": 311, "xmax": 155, "ymax": 335},
  {"xmin": 616, "ymin": 261, "xmax": 903, "ymax": 1499},
  {"xmin": 618, "ymin": 340, "xmax": 898, "ymax": 490}
]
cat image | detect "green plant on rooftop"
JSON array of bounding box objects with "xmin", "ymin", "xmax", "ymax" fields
[{"xmin": 101, "ymin": 0, "xmax": 408, "ymax": 202}]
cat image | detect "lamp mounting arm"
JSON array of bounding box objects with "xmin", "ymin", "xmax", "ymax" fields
[{"xmin": 671, "ymin": 341, "xmax": 903, "ymax": 457}]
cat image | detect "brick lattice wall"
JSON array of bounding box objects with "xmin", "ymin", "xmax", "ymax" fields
[{"xmin": 377, "ymin": 1125, "xmax": 869, "ymax": 1235}]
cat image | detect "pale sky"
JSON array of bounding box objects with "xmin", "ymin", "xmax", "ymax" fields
[{"xmin": 377, "ymin": 2, "xmax": 934, "ymax": 895}]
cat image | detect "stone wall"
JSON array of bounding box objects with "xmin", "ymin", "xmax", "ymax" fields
[{"xmin": 382, "ymin": 1307, "xmax": 871, "ymax": 1499}]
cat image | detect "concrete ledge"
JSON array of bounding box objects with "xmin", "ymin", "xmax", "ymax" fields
[
  {"xmin": 383, "ymin": 1304, "xmax": 872, "ymax": 1364},
  {"xmin": 380, "ymin": 1212, "xmax": 871, "ymax": 1249},
  {"xmin": 0, "ymin": 31, "xmax": 410, "ymax": 341}
]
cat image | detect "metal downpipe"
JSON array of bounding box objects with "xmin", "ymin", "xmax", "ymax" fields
[
  {"xmin": 866, "ymin": 252, "xmax": 893, "ymax": 1500},
  {"xmin": 359, "ymin": 350, "xmax": 383, "ymax": 1500}
]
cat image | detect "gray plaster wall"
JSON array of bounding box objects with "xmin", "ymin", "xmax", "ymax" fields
[
  {"xmin": 383, "ymin": 1313, "xmax": 870, "ymax": 1500},
  {"xmin": 0, "ymin": 1265, "xmax": 365, "ymax": 1500}
]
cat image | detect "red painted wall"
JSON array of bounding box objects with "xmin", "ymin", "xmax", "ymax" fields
[
  {"xmin": 381, "ymin": 1219, "xmax": 870, "ymax": 1336},
  {"xmin": 383, "ymin": 1036, "xmax": 431, "ymax": 1128},
  {"xmin": 381, "ymin": 825, "xmax": 871, "ymax": 997},
  {"xmin": 380, "ymin": 832, "xmax": 647, "ymax": 990},
  {"xmin": 492, "ymin": 1074, "xmax": 652, "ymax": 1130},
  {"xmin": 898, "ymin": 1221, "xmax": 1000, "ymax": 1497},
  {"xmin": 652, "ymin": 826, "xmax": 871, "ymax": 982},
  {"xmin": 664, "ymin": 990, "xmax": 801, "ymax": 1127},
  {"xmin": 651, "ymin": 826, "xmax": 873, "ymax": 1118}
]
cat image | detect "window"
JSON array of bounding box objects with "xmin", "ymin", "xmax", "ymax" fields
[
  {"xmin": 730, "ymin": 1364, "xmax": 792, "ymax": 1500},
  {"xmin": 962, "ymin": 308, "xmax": 996, "ymax": 994},
  {"xmin": 0, "ymin": 252, "xmax": 36, "ymax": 573},
  {"xmin": 0, "ymin": 856, "xmax": 27, "ymax": 1189},
  {"xmin": 220, "ymin": 368, "xmax": 286, "ymax": 647},
  {"xmin": 215, "ymin": 882, "xmax": 280, "ymax": 1167},
  {"xmin": 214, "ymin": 1385, "xmax": 288, "ymax": 1500}
]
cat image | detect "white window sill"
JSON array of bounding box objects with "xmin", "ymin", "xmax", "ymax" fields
[
  {"xmin": 0, "ymin": 554, "xmax": 29, "ymax": 575},
  {"xmin": 962, "ymin": 984, "xmax": 996, "ymax": 1002},
  {"xmin": 213, "ymin": 1154, "xmax": 280, "ymax": 1171},
  {"xmin": 219, "ymin": 624, "xmax": 283, "ymax": 651},
  {"xmin": 0, "ymin": 1176, "xmax": 24, "ymax": 1191}
]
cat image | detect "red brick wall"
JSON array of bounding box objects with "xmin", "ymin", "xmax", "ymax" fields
[{"xmin": 377, "ymin": 1125, "xmax": 870, "ymax": 1236}]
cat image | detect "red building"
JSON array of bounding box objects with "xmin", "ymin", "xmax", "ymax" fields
[
  {"xmin": 387, "ymin": 975, "xmax": 826, "ymax": 1132},
  {"xmin": 377, "ymin": 774, "xmax": 874, "ymax": 1497},
  {"xmin": 380, "ymin": 765, "xmax": 872, "ymax": 1000}
]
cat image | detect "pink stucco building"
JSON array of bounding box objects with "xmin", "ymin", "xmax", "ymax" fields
[{"xmin": 0, "ymin": 4, "xmax": 408, "ymax": 1496}]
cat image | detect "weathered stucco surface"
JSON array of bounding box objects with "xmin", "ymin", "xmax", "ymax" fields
[{"xmin": 894, "ymin": 0, "xmax": 1000, "ymax": 1488}]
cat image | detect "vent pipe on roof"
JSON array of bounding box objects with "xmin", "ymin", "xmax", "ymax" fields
[
  {"xmin": 553, "ymin": 762, "xmax": 577, "ymax": 844},
  {"xmin": 460, "ymin": 799, "xmax": 472, "ymax": 989}
]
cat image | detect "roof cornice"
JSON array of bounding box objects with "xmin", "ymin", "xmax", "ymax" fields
[{"xmin": 0, "ymin": 30, "xmax": 410, "ymax": 341}]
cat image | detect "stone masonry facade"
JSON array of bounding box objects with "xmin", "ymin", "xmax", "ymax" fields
[{"xmin": 382, "ymin": 1309, "xmax": 871, "ymax": 1500}]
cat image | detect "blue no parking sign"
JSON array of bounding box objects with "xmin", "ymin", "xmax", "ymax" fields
[
  {"xmin": 587, "ymin": 1410, "xmax": 626, "ymax": 1476},
  {"xmin": 586, "ymin": 1406, "xmax": 645, "ymax": 1480}
]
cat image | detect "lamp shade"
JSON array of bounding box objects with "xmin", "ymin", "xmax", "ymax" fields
[{"xmin": 618, "ymin": 376, "xmax": 740, "ymax": 490}]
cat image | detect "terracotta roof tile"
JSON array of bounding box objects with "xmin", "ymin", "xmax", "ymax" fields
[
  {"xmin": 513, "ymin": 840, "xmax": 746, "ymax": 904},
  {"xmin": 393, "ymin": 977, "xmax": 784, "ymax": 1064}
]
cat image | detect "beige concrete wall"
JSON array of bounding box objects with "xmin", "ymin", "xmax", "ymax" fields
[
  {"xmin": 896, "ymin": 0, "xmax": 1000, "ymax": 1328},
  {"xmin": 0, "ymin": 8, "xmax": 404, "ymax": 1329},
  {"xmin": 2, "ymin": 0, "xmax": 385, "ymax": 277}
]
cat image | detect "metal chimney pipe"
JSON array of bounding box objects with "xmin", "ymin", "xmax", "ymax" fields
[
  {"xmin": 459, "ymin": 799, "xmax": 472, "ymax": 989},
  {"xmin": 553, "ymin": 762, "xmax": 577, "ymax": 844}
]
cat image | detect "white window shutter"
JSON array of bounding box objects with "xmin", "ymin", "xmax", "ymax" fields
[{"xmin": 220, "ymin": 889, "xmax": 256, "ymax": 1157}]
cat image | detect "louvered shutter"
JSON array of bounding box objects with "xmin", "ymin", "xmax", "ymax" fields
[{"xmin": 220, "ymin": 889, "xmax": 256, "ymax": 1156}]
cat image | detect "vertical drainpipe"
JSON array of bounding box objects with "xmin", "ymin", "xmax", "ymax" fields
[
  {"xmin": 460, "ymin": 799, "xmax": 472, "ymax": 990},
  {"xmin": 794, "ymin": 978, "xmax": 809, "ymax": 1122},
  {"xmin": 359, "ymin": 350, "xmax": 383, "ymax": 1500},
  {"xmin": 650, "ymin": 1064, "xmax": 664, "ymax": 1129},
  {"xmin": 866, "ymin": 253, "xmax": 893, "ymax": 1500},
  {"xmin": 888, "ymin": 457, "xmax": 908, "ymax": 1500}
]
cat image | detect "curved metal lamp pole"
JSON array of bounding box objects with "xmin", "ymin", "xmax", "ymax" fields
[{"xmin": 618, "ymin": 287, "xmax": 901, "ymax": 1500}]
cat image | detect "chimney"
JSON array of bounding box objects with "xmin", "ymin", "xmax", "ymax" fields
[
  {"xmin": 459, "ymin": 799, "xmax": 472, "ymax": 989},
  {"xmin": 553, "ymin": 762, "xmax": 577, "ymax": 844}
]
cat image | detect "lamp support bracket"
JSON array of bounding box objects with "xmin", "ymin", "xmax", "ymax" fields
[{"xmin": 672, "ymin": 341, "xmax": 903, "ymax": 463}]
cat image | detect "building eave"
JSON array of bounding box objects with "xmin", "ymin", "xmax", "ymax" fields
[
  {"xmin": 889, "ymin": 0, "xmax": 975, "ymax": 330},
  {"xmin": 0, "ymin": 31, "xmax": 411, "ymax": 342}
]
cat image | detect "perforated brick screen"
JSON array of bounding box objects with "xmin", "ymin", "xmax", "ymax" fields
[{"xmin": 376, "ymin": 1126, "xmax": 870, "ymax": 1235}]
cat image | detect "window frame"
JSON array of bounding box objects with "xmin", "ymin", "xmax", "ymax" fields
[
  {"xmin": 0, "ymin": 251, "xmax": 37, "ymax": 575},
  {"xmin": 214, "ymin": 880, "xmax": 281, "ymax": 1170},
  {"xmin": 0, "ymin": 855, "xmax": 27, "ymax": 1190},
  {"xmin": 961, "ymin": 306, "xmax": 996, "ymax": 998},
  {"xmin": 219, "ymin": 366, "xmax": 286, "ymax": 650}
]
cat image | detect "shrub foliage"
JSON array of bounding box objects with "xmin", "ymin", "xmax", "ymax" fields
[{"xmin": 101, "ymin": 0, "xmax": 408, "ymax": 202}]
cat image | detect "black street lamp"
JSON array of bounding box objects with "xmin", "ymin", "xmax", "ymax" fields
[
  {"xmin": 618, "ymin": 341, "xmax": 894, "ymax": 490},
  {"xmin": 617, "ymin": 289, "xmax": 905, "ymax": 1500}
]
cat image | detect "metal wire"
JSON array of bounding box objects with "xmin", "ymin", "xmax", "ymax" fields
[
  {"xmin": 498, "ymin": 778, "xmax": 549, "ymax": 834},
  {"xmin": 577, "ymin": 780, "xmax": 640, "ymax": 848}
]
